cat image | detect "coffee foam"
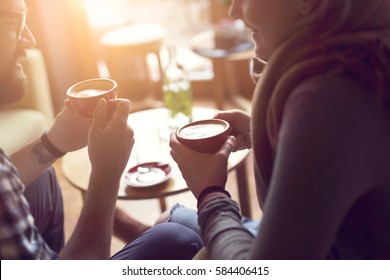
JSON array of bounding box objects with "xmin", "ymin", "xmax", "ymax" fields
[
  {"xmin": 72, "ymin": 89, "xmax": 107, "ymax": 98},
  {"xmin": 180, "ymin": 123, "xmax": 225, "ymax": 139}
]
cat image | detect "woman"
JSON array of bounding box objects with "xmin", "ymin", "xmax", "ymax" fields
[{"xmin": 169, "ymin": 0, "xmax": 390, "ymax": 259}]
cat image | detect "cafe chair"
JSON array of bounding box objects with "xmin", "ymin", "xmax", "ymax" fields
[{"xmin": 0, "ymin": 48, "xmax": 54, "ymax": 154}]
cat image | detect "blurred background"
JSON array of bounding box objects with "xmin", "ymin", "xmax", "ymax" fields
[{"xmin": 25, "ymin": 0, "xmax": 255, "ymax": 113}]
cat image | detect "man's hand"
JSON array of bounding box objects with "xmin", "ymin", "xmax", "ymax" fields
[
  {"xmin": 88, "ymin": 98, "xmax": 134, "ymax": 179},
  {"xmin": 46, "ymin": 100, "xmax": 90, "ymax": 153}
]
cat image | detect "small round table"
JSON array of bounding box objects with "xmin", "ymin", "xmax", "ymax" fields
[
  {"xmin": 61, "ymin": 107, "xmax": 252, "ymax": 217},
  {"xmin": 191, "ymin": 30, "xmax": 254, "ymax": 110}
]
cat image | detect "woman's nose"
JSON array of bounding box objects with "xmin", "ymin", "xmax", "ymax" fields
[{"xmin": 229, "ymin": 0, "xmax": 243, "ymax": 20}]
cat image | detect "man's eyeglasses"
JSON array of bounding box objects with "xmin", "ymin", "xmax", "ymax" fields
[{"xmin": 0, "ymin": 10, "xmax": 27, "ymax": 40}]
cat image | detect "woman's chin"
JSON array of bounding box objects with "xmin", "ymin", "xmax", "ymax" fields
[{"xmin": 255, "ymin": 47, "xmax": 268, "ymax": 61}]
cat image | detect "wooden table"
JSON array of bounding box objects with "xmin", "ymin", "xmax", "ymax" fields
[
  {"xmin": 61, "ymin": 107, "xmax": 252, "ymax": 217},
  {"xmin": 191, "ymin": 30, "xmax": 254, "ymax": 110}
]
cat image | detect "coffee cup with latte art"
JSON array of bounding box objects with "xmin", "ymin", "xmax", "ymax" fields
[
  {"xmin": 176, "ymin": 119, "xmax": 231, "ymax": 153},
  {"xmin": 66, "ymin": 78, "xmax": 117, "ymax": 117}
]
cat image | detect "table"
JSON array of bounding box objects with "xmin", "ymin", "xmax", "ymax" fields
[
  {"xmin": 61, "ymin": 107, "xmax": 252, "ymax": 217},
  {"xmin": 191, "ymin": 30, "xmax": 254, "ymax": 110}
]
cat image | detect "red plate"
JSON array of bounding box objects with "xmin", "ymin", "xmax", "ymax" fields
[{"xmin": 124, "ymin": 162, "xmax": 171, "ymax": 188}]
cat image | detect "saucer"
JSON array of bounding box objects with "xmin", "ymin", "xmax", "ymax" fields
[{"xmin": 124, "ymin": 162, "xmax": 171, "ymax": 188}]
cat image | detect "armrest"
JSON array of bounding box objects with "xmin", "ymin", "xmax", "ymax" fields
[{"xmin": 4, "ymin": 48, "xmax": 55, "ymax": 127}]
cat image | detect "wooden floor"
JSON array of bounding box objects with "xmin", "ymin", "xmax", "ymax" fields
[{"xmin": 53, "ymin": 98, "xmax": 262, "ymax": 256}]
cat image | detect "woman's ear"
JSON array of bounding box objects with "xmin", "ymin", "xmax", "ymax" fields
[{"xmin": 300, "ymin": 0, "xmax": 320, "ymax": 15}]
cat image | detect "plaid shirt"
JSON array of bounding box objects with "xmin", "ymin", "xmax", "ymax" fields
[{"xmin": 0, "ymin": 149, "xmax": 57, "ymax": 259}]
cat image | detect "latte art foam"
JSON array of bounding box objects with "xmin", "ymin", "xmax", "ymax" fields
[
  {"xmin": 180, "ymin": 123, "xmax": 225, "ymax": 139},
  {"xmin": 73, "ymin": 89, "xmax": 107, "ymax": 98}
]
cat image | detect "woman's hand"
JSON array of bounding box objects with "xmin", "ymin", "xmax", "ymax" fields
[
  {"xmin": 88, "ymin": 98, "xmax": 134, "ymax": 179},
  {"xmin": 214, "ymin": 109, "xmax": 252, "ymax": 151},
  {"xmin": 169, "ymin": 131, "xmax": 236, "ymax": 198}
]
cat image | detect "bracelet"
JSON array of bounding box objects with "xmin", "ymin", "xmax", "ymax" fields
[
  {"xmin": 197, "ymin": 186, "xmax": 231, "ymax": 208},
  {"xmin": 40, "ymin": 132, "xmax": 66, "ymax": 158}
]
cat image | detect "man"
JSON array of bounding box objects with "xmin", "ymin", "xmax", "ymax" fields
[{"xmin": 0, "ymin": 0, "xmax": 201, "ymax": 259}]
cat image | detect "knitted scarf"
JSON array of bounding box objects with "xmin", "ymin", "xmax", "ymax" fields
[{"xmin": 250, "ymin": 0, "xmax": 390, "ymax": 207}]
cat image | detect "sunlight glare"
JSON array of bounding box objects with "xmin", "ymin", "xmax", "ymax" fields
[{"xmin": 83, "ymin": 0, "xmax": 129, "ymax": 27}]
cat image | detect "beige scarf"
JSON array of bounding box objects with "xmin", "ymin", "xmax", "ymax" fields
[{"xmin": 250, "ymin": 0, "xmax": 390, "ymax": 206}]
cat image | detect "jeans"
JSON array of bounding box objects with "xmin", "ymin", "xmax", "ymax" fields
[
  {"xmin": 24, "ymin": 167, "xmax": 65, "ymax": 253},
  {"xmin": 169, "ymin": 204, "xmax": 260, "ymax": 237},
  {"xmin": 111, "ymin": 204, "xmax": 260, "ymax": 260},
  {"xmin": 111, "ymin": 222, "xmax": 203, "ymax": 260},
  {"xmin": 111, "ymin": 205, "xmax": 205, "ymax": 259}
]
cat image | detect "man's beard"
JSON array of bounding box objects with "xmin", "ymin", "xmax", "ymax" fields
[{"xmin": 0, "ymin": 60, "xmax": 28, "ymax": 106}]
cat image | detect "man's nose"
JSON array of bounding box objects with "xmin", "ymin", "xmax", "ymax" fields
[{"xmin": 18, "ymin": 25, "xmax": 36, "ymax": 49}]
